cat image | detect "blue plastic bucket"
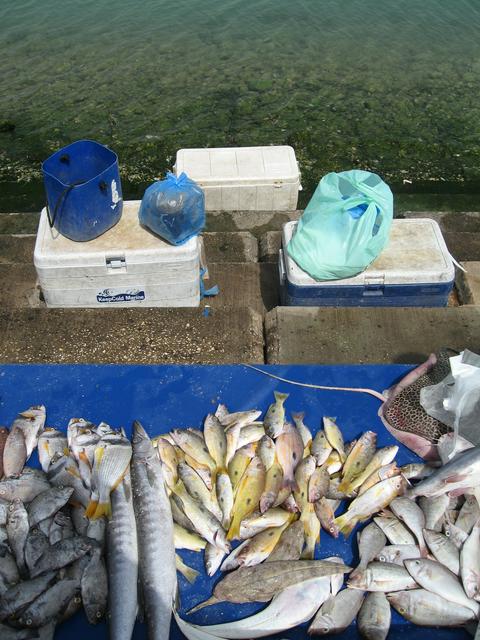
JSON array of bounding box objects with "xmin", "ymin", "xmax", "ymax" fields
[{"xmin": 42, "ymin": 140, "xmax": 123, "ymax": 242}]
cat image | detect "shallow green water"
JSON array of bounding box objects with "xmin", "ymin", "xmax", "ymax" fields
[{"xmin": 1, "ymin": 0, "xmax": 480, "ymax": 211}]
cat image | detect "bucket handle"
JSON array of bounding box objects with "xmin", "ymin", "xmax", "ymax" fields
[{"xmin": 46, "ymin": 179, "xmax": 108, "ymax": 229}]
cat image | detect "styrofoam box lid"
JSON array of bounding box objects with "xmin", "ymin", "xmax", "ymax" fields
[
  {"xmin": 283, "ymin": 219, "xmax": 455, "ymax": 286},
  {"xmin": 34, "ymin": 201, "xmax": 199, "ymax": 269},
  {"xmin": 175, "ymin": 146, "xmax": 300, "ymax": 186}
]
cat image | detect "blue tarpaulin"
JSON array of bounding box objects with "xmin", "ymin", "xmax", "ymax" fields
[{"xmin": 0, "ymin": 364, "xmax": 468, "ymax": 640}]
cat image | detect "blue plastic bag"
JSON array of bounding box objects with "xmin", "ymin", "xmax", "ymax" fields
[
  {"xmin": 287, "ymin": 170, "xmax": 393, "ymax": 280},
  {"xmin": 139, "ymin": 172, "xmax": 205, "ymax": 245}
]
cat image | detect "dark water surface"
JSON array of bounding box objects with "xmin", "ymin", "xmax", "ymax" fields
[{"xmin": 1, "ymin": 0, "xmax": 480, "ymax": 211}]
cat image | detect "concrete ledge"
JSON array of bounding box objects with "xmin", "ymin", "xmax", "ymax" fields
[
  {"xmin": 259, "ymin": 231, "xmax": 282, "ymax": 263},
  {"xmin": 456, "ymin": 262, "xmax": 480, "ymax": 305},
  {"xmin": 265, "ymin": 306, "xmax": 480, "ymax": 364},
  {"xmin": 207, "ymin": 263, "xmax": 279, "ymax": 314},
  {"xmin": 400, "ymin": 211, "xmax": 480, "ymax": 233},
  {"xmin": 443, "ymin": 232, "xmax": 480, "ymax": 262},
  {"xmin": 0, "ymin": 308, "xmax": 264, "ymax": 364}
]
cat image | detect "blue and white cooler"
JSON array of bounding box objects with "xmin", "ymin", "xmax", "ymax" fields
[{"xmin": 279, "ymin": 218, "xmax": 455, "ymax": 307}]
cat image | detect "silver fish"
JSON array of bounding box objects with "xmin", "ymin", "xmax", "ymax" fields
[
  {"xmin": 7, "ymin": 499, "xmax": 29, "ymax": 576},
  {"xmin": 444, "ymin": 520, "xmax": 468, "ymax": 549},
  {"xmin": 27, "ymin": 487, "xmax": 74, "ymax": 527},
  {"xmin": 0, "ymin": 552, "xmax": 20, "ymax": 588},
  {"xmin": 456, "ymin": 495, "xmax": 480, "ymax": 534},
  {"xmin": 82, "ymin": 547, "xmax": 108, "ymax": 623},
  {"xmin": 309, "ymin": 588, "xmax": 365, "ymax": 635},
  {"xmin": 357, "ymin": 591, "xmax": 391, "ymax": 640},
  {"xmin": 399, "ymin": 463, "xmax": 436, "ymax": 481},
  {"xmin": 49, "ymin": 512, "xmax": 74, "ymax": 545},
  {"xmin": 0, "ymin": 572, "xmax": 56, "ymax": 620},
  {"xmin": 106, "ymin": 473, "xmax": 138, "ymax": 639},
  {"xmin": 47, "ymin": 454, "xmax": 90, "ymax": 508},
  {"xmin": 71, "ymin": 505, "xmax": 89, "ymax": 537},
  {"xmin": 375, "ymin": 544, "xmax": 422, "ymax": 565},
  {"xmin": 87, "ymin": 516, "xmax": 106, "ymax": 549},
  {"xmin": 18, "ymin": 579, "xmax": 79, "ymax": 628},
  {"xmin": 257, "ymin": 435, "xmax": 276, "ymax": 471},
  {"xmin": 419, "ymin": 494, "xmax": 449, "ymax": 532},
  {"xmin": 373, "ymin": 516, "xmax": 415, "ymax": 546},
  {"xmin": 131, "ymin": 421, "xmax": 176, "ymax": 640},
  {"xmin": 24, "ymin": 529, "xmax": 50, "ymax": 574},
  {"xmin": 388, "ymin": 589, "xmax": 477, "ymax": 626},
  {"xmin": 38, "ymin": 428, "xmax": 68, "ymax": 473},
  {"xmin": 0, "ymin": 624, "xmax": 37, "ymax": 640},
  {"xmin": 351, "ymin": 522, "xmax": 387, "ymax": 577},
  {"xmin": 0, "ymin": 468, "xmax": 50, "ymax": 502},
  {"xmin": 2, "ymin": 426, "xmax": 27, "ymax": 478},
  {"xmin": 30, "ymin": 536, "xmax": 92, "ymax": 578},
  {"xmin": 9, "ymin": 405, "xmax": 46, "ymax": 461},
  {"xmin": 423, "ymin": 528, "xmax": 460, "ymax": 575},
  {"xmin": 264, "ymin": 392, "xmax": 289, "ymax": 439},
  {"xmin": 409, "ymin": 447, "xmax": 480, "ymax": 499},
  {"xmin": 348, "ymin": 561, "xmax": 418, "ymax": 592},
  {"xmin": 389, "ymin": 496, "xmax": 427, "ymax": 556},
  {"xmin": 204, "ymin": 543, "xmax": 226, "ymax": 577},
  {"xmin": 460, "ymin": 518, "xmax": 480, "ymax": 600}
]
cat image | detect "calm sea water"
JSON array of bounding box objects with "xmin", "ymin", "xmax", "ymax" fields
[{"xmin": 1, "ymin": 0, "xmax": 480, "ymax": 210}]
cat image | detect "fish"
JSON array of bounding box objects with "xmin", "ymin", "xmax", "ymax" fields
[
  {"xmin": 444, "ymin": 520, "xmax": 469, "ymax": 549},
  {"xmin": 375, "ymin": 544, "xmax": 422, "ymax": 565},
  {"xmin": 348, "ymin": 561, "xmax": 418, "ymax": 592},
  {"xmin": 311, "ymin": 431, "xmax": 332, "ymax": 467},
  {"xmin": 379, "ymin": 352, "xmax": 451, "ymax": 460},
  {"xmin": 260, "ymin": 462, "xmax": 283, "ymax": 514},
  {"xmin": 156, "ymin": 438, "xmax": 179, "ymax": 490},
  {"xmin": 47, "ymin": 454, "xmax": 90, "ymax": 508},
  {"xmin": 308, "ymin": 465, "xmax": 330, "ymax": 503},
  {"xmin": 308, "ymin": 588, "xmax": 365, "ymax": 635},
  {"xmin": 282, "ymin": 493, "xmax": 300, "ymax": 513},
  {"xmin": 176, "ymin": 554, "xmax": 199, "ymax": 584},
  {"xmin": 71, "ymin": 505, "xmax": 89, "ymax": 537},
  {"xmin": 174, "ymin": 523, "xmax": 206, "ymax": 552},
  {"xmin": 228, "ymin": 456, "xmax": 265, "ymax": 540},
  {"xmin": 27, "ymin": 486, "xmax": 74, "ymax": 527},
  {"xmin": 237, "ymin": 424, "xmax": 265, "ymax": 450},
  {"xmin": 352, "ymin": 522, "xmax": 387, "ymax": 577},
  {"xmin": 170, "ymin": 496, "xmax": 196, "ymax": 533},
  {"xmin": 409, "ymin": 447, "xmax": 480, "ymax": 499},
  {"xmin": 314, "ymin": 497, "xmax": 340, "ymax": 538},
  {"xmin": 228, "ymin": 443, "xmax": 256, "ymax": 492},
  {"xmin": 387, "ymin": 589, "xmax": 477, "ymax": 626},
  {"xmin": 292, "ymin": 412, "xmax": 313, "ymax": 451},
  {"xmin": 7, "ymin": 499, "xmax": 29, "ymax": 576},
  {"xmin": 171, "ymin": 429, "xmax": 216, "ymax": 472},
  {"xmin": 2, "ymin": 426, "xmax": 27, "ymax": 478},
  {"xmin": 325, "ymin": 451, "xmax": 342, "ymax": 474},
  {"xmin": 294, "ymin": 456, "xmax": 316, "ymax": 512},
  {"xmin": 456, "ymin": 495, "xmax": 480, "ymax": 534},
  {"xmin": 30, "ymin": 536, "xmax": 92, "ymax": 577},
  {"xmin": 87, "ymin": 516, "xmax": 106, "ymax": 549},
  {"xmin": 216, "ymin": 472, "xmax": 234, "ymax": 529},
  {"xmin": 357, "ymin": 591, "xmax": 391, "ymax": 640},
  {"xmin": 389, "ymin": 496, "xmax": 428, "ymax": 556},
  {"xmin": 81, "ymin": 547, "xmax": 108, "ymax": 623},
  {"xmin": 131, "ymin": 421, "xmax": 176, "ymax": 640},
  {"xmin": 24, "ymin": 528, "xmax": 50, "ymax": 574},
  {"xmin": 322, "ymin": 417, "xmax": 346, "ymax": 463},
  {"xmin": 203, "ymin": 414, "xmax": 227, "ymax": 472},
  {"xmin": 191, "ymin": 575, "xmax": 334, "ymax": 638},
  {"xmin": 177, "ymin": 462, "xmax": 223, "ymax": 522},
  {"xmin": 400, "ymin": 463, "xmax": 436, "ymax": 481},
  {"xmin": 276, "ymin": 423, "xmax": 303, "ymax": 491},
  {"xmin": 11, "ymin": 405, "xmax": 46, "ymax": 459},
  {"xmin": 419, "ymin": 494, "xmax": 449, "ymax": 532},
  {"xmin": 225, "ymin": 423, "xmax": 242, "ymax": 468},
  {"xmin": 0, "ymin": 572, "xmax": 56, "ymax": 620},
  {"xmin": 264, "ymin": 391, "xmax": 289, "ymax": 439},
  {"xmin": 172, "ymin": 485, "xmax": 228, "ymax": 551},
  {"xmin": 0, "ymin": 623, "xmax": 38, "ymax": 640},
  {"xmin": 187, "ymin": 560, "xmax": 350, "ymax": 612},
  {"xmin": 404, "ymin": 558, "xmax": 480, "ymax": 616},
  {"xmin": 182, "ymin": 453, "xmax": 212, "ymax": 490},
  {"xmin": 239, "ymin": 508, "xmax": 292, "ymax": 540},
  {"xmin": 49, "ymin": 511, "xmax": 74, "ymax": 545},
  {"xmin": 326, "ymin": 477, "xmax": 349, "ymax": 501},
  {"xmin": 423, "ymin": 528, "xmax": 460, "ymax": 575},
  {"xmin": 37, "ymin": 428, "xmax": 68, "ymax": 473},
  {"xmin": 266, "ymin": 520, "xmax": 304, "ymax": 562},
  {"xmin": 461, "ymin": 518, "xmax": 480, "ymax": 600},
  {"xmin": 338, "ymin": 431, "xmax": 377, "ymax": 493},
  {"xmin": 257, "ymin": 435, "xmax": 276, "ymax": 471},
  {"xmin": 373, "ymin": 515, "xmax": 416, "ymax": 545},
  {"xmin": 86, "ymin": 433, "xmax": 132, "ymax": 519},
  {"xmin": 107, "ymin": 474, "xmax": 139, "ymax": 640},
  {"xmin": 0, "ymin": 552, "xmax": 20, "ymax": 588},
  {"xmin": 218, "ymin": 410, "xmax": 262, "ymax": 430},
  {"xmin": 300, "ymin": 502, "xmax": 321, "ymax": 559},
  {"xmin": 204, "ymin": 543, "xmax": 226, "ymax": 577},
  {"xmin": 334, "ymin": 475, "xmax": 407, "ymax": 537},
  {"xmin": 221, "ymin": 539, "xmax": 252, "ymax": 571},
  {"xmin": 357, "ymin": 462, "xmax": 399, "ymax": 496},
  {"xmin": 18, "ymin": 579, "xmax": 79, "ymax": 628},
  {"xmin": 236, "ymin": 522, "xmax": 292, "ymax": 567},
  {"xmin": 341, "ymin": 446, "xmax": 399, "ymax": 496},
  {"xmin": 0, "ymin": 427, "xmax": 9, "ymax": 478}
]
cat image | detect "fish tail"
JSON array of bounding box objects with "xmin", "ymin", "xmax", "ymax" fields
[
  {"xmin": 227, "ymin": 517, "xmax": 240, "ymax": 541},
  {"xmin": 176, "ymin": 555, "xmax": 199, "ymax": 584},
  {"xmin": 291, "ymin": 411, "xmax": 305, "ymax": 421},
  {"xmin": 187, "ymin": 596, "xmax": 220, "ymax": 614},
  {"xmin": 91, "ymin": 501, "xmax": 112, "ymax": 520},
  {"xmin": 274, "ymin": 391, "xmax": 289, "ymax": 404},
  {"xmin": 84, "ymin": 499, "xmax": 98, "ymax": 519},
  {"xmin": 334, "ymin": 513, "xmax": 355, "ymax": 537},
  {"xmin": 337, "ymin": 479, "xmax": 350, "ymax": 494},
  {"xmin": 281, "ymin": 472, "xmax": 299, "ymax": 493}
]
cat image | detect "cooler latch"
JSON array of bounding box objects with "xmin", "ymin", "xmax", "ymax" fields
[
  {"xmin": 363, "ymin": 274, "xmax": 385, "ymax": 296},
  {"xmin": 106, "ymin": 255, "xmax": 127, "ymax": 272}
]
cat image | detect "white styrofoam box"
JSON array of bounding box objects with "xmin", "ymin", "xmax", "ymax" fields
[
  {"xmin": 34, "ymin": 201, "xmax": 201, "ymax": 307},
  {"xmin": 280, "ymin": 219, "xmax": 455, "ymax": 307},
  {"xmin": 174, "ymin": 146, "xmax": 301, "ymax": 212}
]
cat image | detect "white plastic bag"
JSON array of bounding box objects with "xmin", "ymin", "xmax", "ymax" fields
[{"xmin": 420, "ymin": 349, "xmax": 480, "ymax": 459}]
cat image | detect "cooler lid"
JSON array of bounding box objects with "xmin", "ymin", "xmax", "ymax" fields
[
  {"xmin": 175, "ymin": 146, "xmax": 300, "ymax": 186},
  {"xmin": 283, "ymin": 219, "xmax": 455, "ymax": 287},
  {"xmin": 34, "ymin": 200, "xmax": 199, "ymax": 268}
]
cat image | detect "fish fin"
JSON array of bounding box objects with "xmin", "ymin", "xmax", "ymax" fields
[
  {"xmin": 334, "ymin": 513, "xmax": 355, "ymax": 537},
  {"xmin": 337, "ymin": 479, "xmax": 350, "ymax": 494},
  {"xmin": 281, "ymin": 474, "xmax": 299, "ymax": 492},
  {"xmin": 274, "ymin": 391, "xmax": 289, "ymax": 403},
  {"xmin": 291, "ymin": 411, "xmax": 305, "ymax": 421},
  {"xmin": 78, "ymin": 450, "xmax": 92, "ymax": 469},
  {"xmin": 187, "ymin": 596, "xmax": 220, "ymax": 614},
  {"xmin": 226, "ymin": 520, "xmax": 239, "ymax": 541},
  {"xmin": 91, "ymin": 501, "xmax": 112, "ymax": 520},
  {"xmin": 85, "ymin": 500, "xmax": 98, "ymax": 519},
  {"xmin": 444, "ymin": 474, "xmax": 468, "ymax": 484}
]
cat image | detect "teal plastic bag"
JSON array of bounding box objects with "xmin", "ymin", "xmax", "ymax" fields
[{"xmin": 287, "ymin": 170, "xmax": 393, "ymax": 280}]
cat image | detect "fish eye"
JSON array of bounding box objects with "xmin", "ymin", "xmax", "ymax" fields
[
  {"xmin": 379, "ymin": 555, "xmax": 386, "ymax": 562},
  {"xmin": 445, "ymin": 530, "xmax": 451, "ymax": 537},
  {"xmin": 414, "ymin": 560, "xmax": 420, "ymax": 565},
  {"xmin": 323, "ymin": 628, "xmax": 329, "ymax": 633},
  {"xmin": 399, "ymin": 607, "xmax": 406, "ymax": 614}
]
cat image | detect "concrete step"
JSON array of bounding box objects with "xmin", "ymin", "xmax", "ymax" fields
[
  {"xmin": 265, "ymin": 306, "xmax": 480, "ymax": 364},
  {"xmin": 0, "ymin": 307, "xmax": 264, "ymax": 364},
  {"xmin": 400, "ymin": 211, "xmax": 480, "ymax": 233},
  {"xmin": 0, "ymin": 232, "xmax": 259, "ymax": 265},
  {"xmin": 456, "ymin": 262, "xmax": 480, "ymax": 305}
]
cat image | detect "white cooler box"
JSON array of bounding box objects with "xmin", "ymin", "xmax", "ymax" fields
[
  {"xmin": 175, "ymin": 145, "xmax": 301, "ymax": 211},
  {"xmin": 34, "ymin": 201, "xmax": 201, "ymax": 308},
  {"xmin": 280, "ymin": 218, "xmax": 455, "ymax": 307}
]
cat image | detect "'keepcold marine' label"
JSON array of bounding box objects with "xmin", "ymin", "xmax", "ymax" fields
[{"xmin": 97, "ymin": 288, "xmax": 145, "ymax": 303}]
